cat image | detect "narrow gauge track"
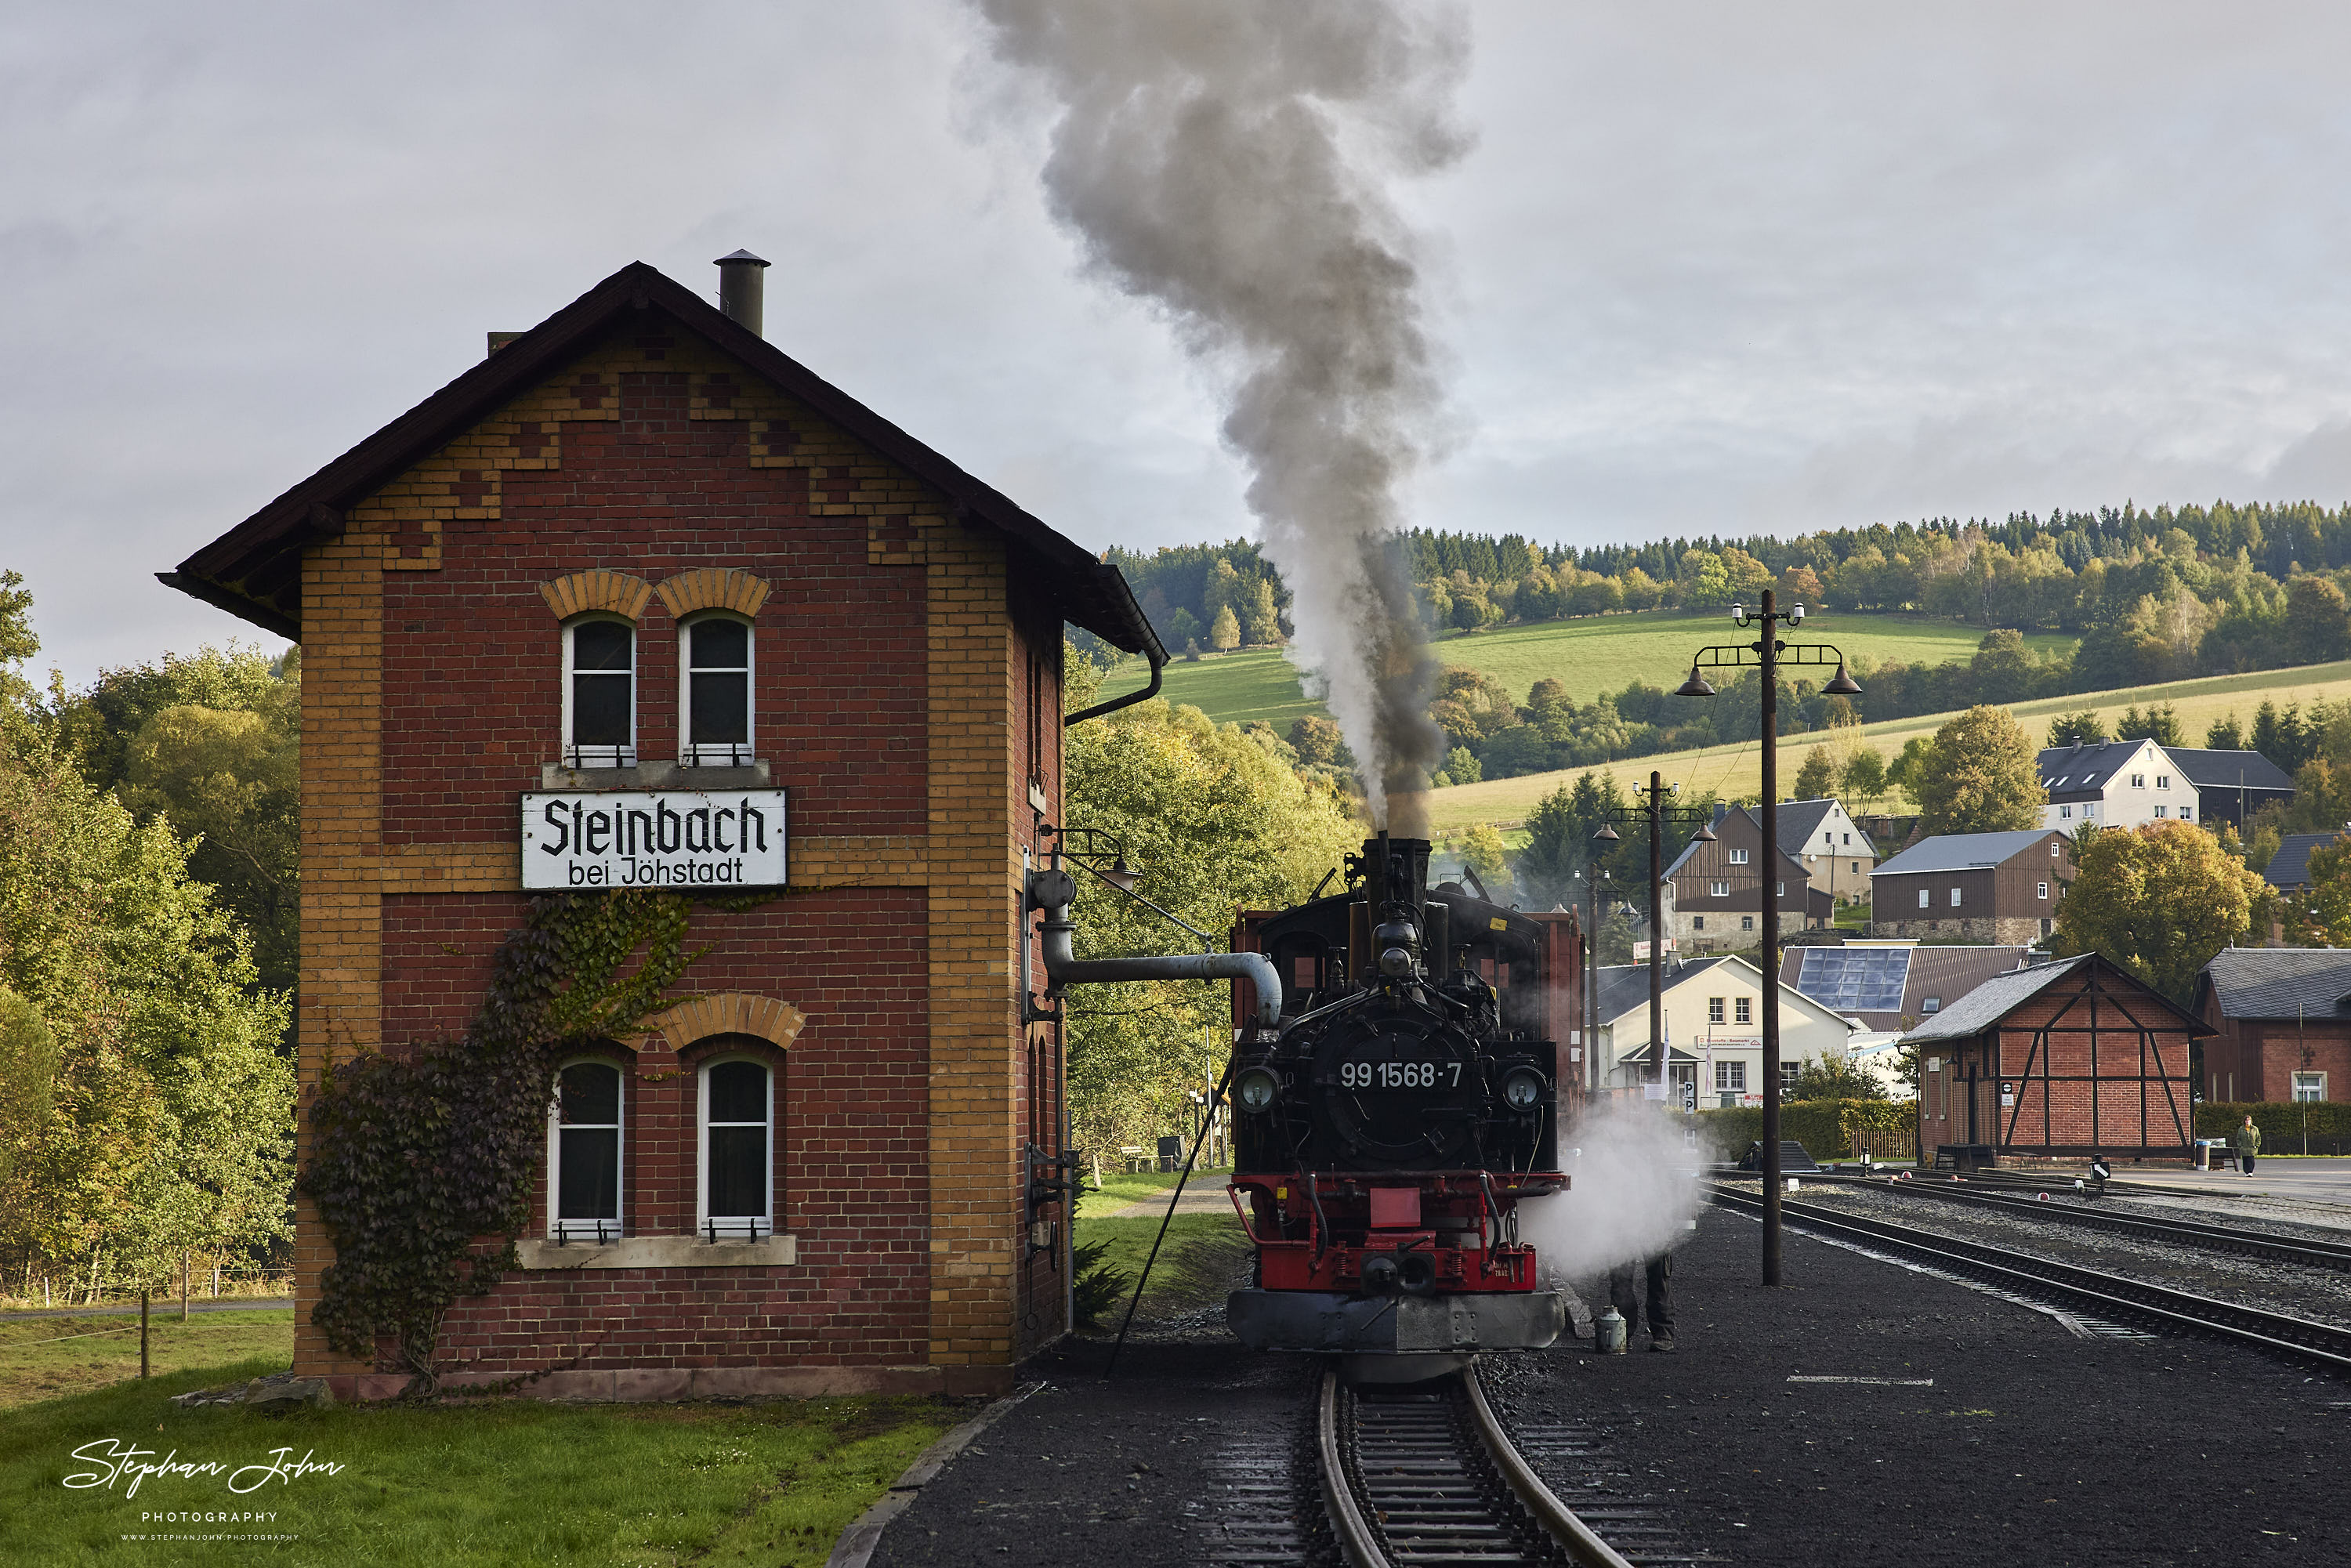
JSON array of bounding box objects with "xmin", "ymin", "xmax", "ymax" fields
[
  {"xmin": 1708, "ymin": 1182, "xmax": 2351, "ymax": 1372},
  {"xmin": 1314, "ymin": 1366, "xmax": 1644, "ymax": 1568},
  {"xmin": 1798, "ymin": 1171, "xmax": 2351, "ymax": 1272}
]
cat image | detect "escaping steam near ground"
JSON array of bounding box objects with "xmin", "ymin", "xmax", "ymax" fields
[
  {"xmin": 973, "ymin": 0, "xmax": 1463, "ymax": 831},
  {"xmin": 1516, "ymin": 1101, "xmax": 1707, "ymax": 1286}
]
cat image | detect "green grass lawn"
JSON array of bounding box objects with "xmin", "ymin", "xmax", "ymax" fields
[
  {"xmin": 0, "ymin": 1319, "xmax": 961, "ymax": 1566},
  {"xmin": 0, "ymin": 1310, "xmax": 295, "ymax": 1409},
  {"xmin": 1101, "ymin": 609, "xmax": 2074, "ymax": 724},
  {"xmin": 1074, "ymin": 1168, "xmax": 1247, "ymax": 1330}
]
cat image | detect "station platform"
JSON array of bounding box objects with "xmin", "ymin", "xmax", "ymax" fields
[{"xmin": 867, "ymin": 1199, "xmax": 2351, "ymax": 1566}]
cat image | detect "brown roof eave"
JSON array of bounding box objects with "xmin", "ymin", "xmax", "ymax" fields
[{"xmin": 168, "ymin": 261, "xmax": 1159, "ymax": 655}]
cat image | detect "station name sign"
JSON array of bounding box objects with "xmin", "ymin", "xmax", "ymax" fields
[{"xmin": 521, "ymin": 790, "xmax": 787, "ymax": 889}]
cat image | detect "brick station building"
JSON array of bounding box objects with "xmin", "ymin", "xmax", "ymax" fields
[
  {"xmin": 1904, "ymin": 952, "xmax": 2206, "ymax": 1164},
  {"xmin": 164, "ymin": 256, "xmax": 1159, "ymax": 1399}
]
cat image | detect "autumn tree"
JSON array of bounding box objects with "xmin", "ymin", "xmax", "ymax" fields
[
  {"xmin": 1791, "ymin": 747, "xmax": 1838, "ymax": 802},
  {"xmin": 1912, "ymin": 707, "xmax": 2048, "ymax": 833},
  {"xmin": 2050, "ymin": 821, "xmax": 2269, "ymax": 1001},
  {"xmin": 1208, "ymin": 603, "xmax": 1241, "ymax": 651},
  {"xmin": 1840, "ymin": 747, "xmax": 1889, "ymax": 812}
]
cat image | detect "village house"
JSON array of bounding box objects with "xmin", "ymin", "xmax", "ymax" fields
[
  {"xmin": 1777, "ymin": 797, "xmax": 1879, "ymax": 907},
  {"xmin": 2161, "ymin": 746, "xmax": 2296, "ymax": 831},
  {"xmin": 1660, "ymin": 803, "xmax": 1831, "ymax": 954},
  {"xmin": 2263, "ymin": 831, "xmax": 2345, "ymax": 895},
  {"xmin": 1592, "ymin": 957, "xmax": 1854, "ymax": 1106},
  {"xmin": 2035, "ymin": 736, "xmax": 2189, "ymax": 830},
  {"xmin": 2193, "ymin": 947, "xmax": 2351, "ymax": 1105},
  {"xmin": 1870, "ymin": 830, "xmax": 2074, "ymax": 944},
  {"xmin": 162, "ymin": 256, "xmax": 1160, "ymax": 1401}
]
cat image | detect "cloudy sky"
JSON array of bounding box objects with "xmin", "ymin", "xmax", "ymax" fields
[{"xmin": 9, "ymin": 2, "xmax": 2351, "ymax": 686}]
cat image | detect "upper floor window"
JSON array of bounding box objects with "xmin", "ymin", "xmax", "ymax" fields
[
  {"xmin": 2129, "ymin": 773, "xmax": 2146, "ymax": 788},
  {"xmin": 2154, "ymin": 804, "xmax": 2168, "ymax": 818},
  {"xmin": 549, "ymin": 1059, "xmax": 623, "ymax": 1242},
  {"xmin": 1728, "ymin": 849, "xmax": 1750, "ymax": 864},
  {"xmin": 564, "ymin": 617, "xmax": 635, "ymax": 766},
  {"xmin": 1708, "ymin": 996, "xmax": 1726, "ymax": 1024},
  {"xmin": 682, "ymin": 616, "xmax": 754, "ymax": 766},
  {"xmin": 700, "ymin": 1057, "xmax": 774, "ymax": 1240},
  {"xmin": 2060, "ymin": 805, "xmax": 2073, "ymax": 820},
  {"xmin": 1823, "ymin": 831, "xmax": 1834, "ymax": 846},
  {"xmin": 2038, "ymin": 881, "xmax": 2049, "ymax": 900},
  {"xmin": 2052, "ymin": 842, "xmax": 2063, "ymax": 856},
  {"xmin": 1710, "ymin": 880, "xmax": 1730, "ymax": 897},
  {"xmin": 1949, "ymin": 886, "xmax": 1963, "ymax": 907},
  {"xmin": 1734, "ymin": 996, "xmax": 1753, "ymax": 1025}
]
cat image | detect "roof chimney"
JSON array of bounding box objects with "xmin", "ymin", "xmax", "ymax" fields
[
  {"xmin": 2070, "ymin": 733, "xmax": 2082, "ymax": 751},
  {"xmin": 715, "ymin": 249, "xmax": 770, "ymax": 338}
]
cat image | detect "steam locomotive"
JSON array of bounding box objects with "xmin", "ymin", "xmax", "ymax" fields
[{"xmin": 1223, "ymin": 834, "xmax": 1580, "ymax": 1374}]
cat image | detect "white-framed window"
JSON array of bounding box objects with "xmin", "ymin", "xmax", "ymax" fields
[
  {"xmin": 1734, "ymin": 997, "xmax": 1753, "ymax": 1025},
  {"xmin": 1708, "ymin": 997, "xmax": 1726, "ymax": 1024},
  {"xmin": 680, "ymin": 614, "xmax": 754, "ymax": 766},
  {"xmin": 1729, "ymin": 849, "xmax": 1750, "ymax": 864},
  {"xmin": 2037, "ymin": 881, "xmax": 2049, "ymax": 900},
  {"xmin": 2052, "ymin": 842, "xmax": 2063, "ymax": 856},
  {"xmin": 1780, "ymin": 1061, "xmax": 1802, "ymax": 1091},
  {"xmin": 2292, "ymin": 1072, "xmax": 2326, "ymax": 1103},
  {"xmin": 1949, "ymin": 887, "xmax": 1963, "ymax": 907},
  {"xmin": 1711, "ymin": 880, "xmax": 1730, "ymax": 897},
  {"xmin": 2154, "ymin": 804, "xmax": 2167, "ymax": 818},
  {"xmin": 1777, "ymin": 881, "xmax": 1785, "ymax": 896},
  {"xmin": 1715, "ymin": 1060, "xmax": 1746, "ymax": 1092},
  {"xmin": 1741, "ymin": 914, "xmax": 1755, "ymax": 930},
  {"xmin": 2182, "ymin": 805, "xmax": 2193, "ymax": 820},
  {"xmin": 548, "ymin": 1058, "xmax": 624, "ymax": 1242},
  {"xmin": 2130, "ymin": 773, "xmax": 2146, "ymax": 788},
  {"xmin": 698, "ymin": 1056, "xmax": 775, "ymax": 1240},
  {"xmin": 2060, "ymin": 805, "xmax": 2073, "ymax": 820},
  {"xmin": 563, "ymin": 616, "xmax": 636, "ymax": 766},
  {"xmin": 2156, "ymin": 775, "xmax": 2170, "ymax": 789},
  {"xmin": 1918, "ymin": 889, "xmax": 1931, "ymax": 909}
]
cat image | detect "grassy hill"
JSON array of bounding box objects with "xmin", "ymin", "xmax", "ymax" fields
[
  {"xmin": 1098, "ymin": 608, "xmax": 2073, "ymax": 726},
  {"xmin": 1423, "ymin": 657, "xmax": 2351, "ymax": 834}
]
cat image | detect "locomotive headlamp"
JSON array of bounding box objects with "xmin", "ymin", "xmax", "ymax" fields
[
  {"xmin": 1379, "ymin": 946, "xmax": 1415, "ymax": 978},
  {"xmin": 1235, "ymin": 1066, "xmax": 1281, "ymax": 1114},
  {"xmin": 1372, "ymin": 916, "xmax": 1419, "ymax": 979},
  {"xmin": 1501, "ymin": 1067, "xmax": 1544, "ymax": 1113}
]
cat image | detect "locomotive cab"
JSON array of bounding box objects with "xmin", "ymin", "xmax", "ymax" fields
[{"xmin": 1224, "ymin": 835, "xmax": 1575, "ymax": 1370}]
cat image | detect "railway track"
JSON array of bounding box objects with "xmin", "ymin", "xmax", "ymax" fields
[
  {"xmin": 1313, "ymin": 1364, "xmax": 1685, "ymax": 1568},
  {"xmin": 1709, "ymin": 1182, "xmax": 2351, "ymax": 1372},
  {"xmin": 1797, "ymin": 1171, "xmax": 2351, "ymax": 1273}
]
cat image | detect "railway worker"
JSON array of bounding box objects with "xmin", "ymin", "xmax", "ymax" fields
[
  {"xmin": 1607, "ymin": 1252, "xmax": 1673, "ymax": 1353},
  {"xmin": 2233, "ymin": 1114, "xmax": 2262, "ymax": 1177}
]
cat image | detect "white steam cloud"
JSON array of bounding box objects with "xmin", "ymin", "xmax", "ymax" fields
[
  {"xmin": 972, "ymin": 0, "xmax": 1466, "ymax": 831},
  {"xmin": 1514, "ymin": 1101, "xmax": 1705, "ymax": 1285}
]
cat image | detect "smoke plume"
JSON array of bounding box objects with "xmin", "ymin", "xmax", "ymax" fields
[
  {"xmin": 973, "ymin": 0, "xmax": 1466, "ymax": 831},
  {"xmin": 1512, "ymin": 1100, "xmax": 1705, "ymax": 1285}
]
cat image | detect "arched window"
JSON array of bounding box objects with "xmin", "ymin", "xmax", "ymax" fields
[
  {"xmin": 549, "ymin": 1059, "xmax": 624, "ymax": 1242},
  {"xmin": 679, "ymin": 615, "xmax": 753, "ymax": 766},
  {"xmin": 699, "ymin": 1056, "xmax": 773, "ymax": 1239},
  {"xmin": 563, "ymin": 617, "xmax": 636, "ymax": 766}
]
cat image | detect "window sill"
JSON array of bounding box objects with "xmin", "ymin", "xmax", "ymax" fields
[
  {"xmin": 515, "ymin": 1234, "xmax": 796, "ymax": 1270},
  {"xmin": 540, "ymin": 759, "xmax": 772, "ymax": 791}
]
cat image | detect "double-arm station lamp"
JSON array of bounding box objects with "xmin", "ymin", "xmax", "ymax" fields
[{"xmin": 1668, "ymin": 588, "xmax": 1860, "ymax": 1285}]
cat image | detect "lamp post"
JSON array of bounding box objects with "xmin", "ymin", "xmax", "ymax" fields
[
  {"xmin": 1674, "ymin": 588, "xmax": 1860, "ymax": 1286},
  {"xmin": 1572, "ymin": 863, "xmax": 1610, "ymax": 1097},
  {"xmin": 1592, "ymin": 776, "xmax": 1716, "ymax": 1097}
]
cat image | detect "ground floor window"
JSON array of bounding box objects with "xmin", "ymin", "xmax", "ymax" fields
[
  {"xmin": 1780, "ymin": 1061, "xmax": 1802, "ymax": 1092},
  {"xmin": 2293, "ymin": 1071, "xmax": 2327, "ymax": 1103},
  {"xmin": 550, "ymin": 1059, "xmax": 623, "ymax": 1242},
  {"xmin": 1715, "ymin": 1060, "xmax": 1746, "ymax": 1092},
  {"xmin": 701, "ymin": 1057, "xmax": 774, "ymax": 1239}
]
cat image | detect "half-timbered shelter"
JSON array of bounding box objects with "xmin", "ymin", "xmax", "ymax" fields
[{"xmin": 1903, "ymin": 953, "xmax": 2206, "ymax": 1164}]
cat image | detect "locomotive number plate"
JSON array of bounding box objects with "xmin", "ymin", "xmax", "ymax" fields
[{"xmin": 1339, "ymin": 1059, "xmax": 1462, "ymax": 1090}]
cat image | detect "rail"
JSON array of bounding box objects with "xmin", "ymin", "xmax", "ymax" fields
[
  {"xmin": 1708, "ymin": 1182, "xmax": 2351, "ymax": 1372},
  {"xmin": 1314, "ymin": 1366, "xmax": 1638, "ymax": 1568}
]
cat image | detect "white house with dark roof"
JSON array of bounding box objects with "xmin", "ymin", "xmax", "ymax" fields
[
  {"xmin": 1776, "ymin": 797, "xmax": 1878, "ymax": 904},
  {"xmin": 1592, "ymin": 956, "xmax": 1857, "ymax": 1106},
  {"xmin": 2035, "ymin": 737, "xmax": 2187, "ymax": 831}
]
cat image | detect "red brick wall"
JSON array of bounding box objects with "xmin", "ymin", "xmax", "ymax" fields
[{"xmin": 1928, "ymin": 979, "xmax": 2197, "ymax": 1156}]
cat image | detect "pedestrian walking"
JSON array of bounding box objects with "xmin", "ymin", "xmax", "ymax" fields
[{"xmin": 2233, "ymin": 1114, "xmax": 2262, "ymax": 1177}]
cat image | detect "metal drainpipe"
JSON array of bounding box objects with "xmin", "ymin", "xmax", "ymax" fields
[{"xmin": 1064, "ymin": 625, "xmax": 1168, "ymax": 730}]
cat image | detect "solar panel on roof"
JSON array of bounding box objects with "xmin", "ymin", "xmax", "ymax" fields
[{"xmin": 1795, "ymin": 947, "xmax": 1911, "ymax": 1012}]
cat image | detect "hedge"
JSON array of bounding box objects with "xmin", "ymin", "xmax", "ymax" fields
[
  {"xmin": 2197, "ymin": 1102, "xmax": 2351, "ymax": 1156},
  {"xmin": 1693, "ymin": 1099, "xmax": 1916, "ymax": 1162}
]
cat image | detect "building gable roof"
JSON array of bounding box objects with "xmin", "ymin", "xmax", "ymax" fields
[
  {"xmin": 2161, "ymin": 747, "xmax": 2295, "ymax": 793},
  {"xmin": 1902, "ymin": 952, "xmax": 2210, "ymax": 1044},
  {"xmin": 1873, "ymin": 830, "xmax": 2056, "ymax": 878},
  {"xmin": 2264, "ymin": 832, "xmax": 2342, "ymax": 892},
  {"xmin": 1777, "ymin": 798, "xmax": 1839, "ymax": 846},
  {"xmin": 162, "ymin": 261, "xmax": 1161, "ymax": 654},
  {"xmin": 2197, "ymin": 947, "xmax": 2351, "ymax": 1021},
  {"xmin": 2035, "ymin": 738, "xmax": 2160, "ymax": 798}
]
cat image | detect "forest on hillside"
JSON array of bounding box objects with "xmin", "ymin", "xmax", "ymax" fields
[{"xmin": 1104, "ymin": 500, "xmax": 2351, "ymax": 784}]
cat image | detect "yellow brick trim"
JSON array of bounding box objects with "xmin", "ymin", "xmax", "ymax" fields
[
  {"xmin": 654, "ymin": 568, "xmax": 771, "ymax": 621},
  {"xmin": 654, "ymin": 993, "xmax": 808, "ymax": 1052},
  {"xmin": 373, "ymin": 836, "xmax": 926, "ymax": 894},
  {"xmin": 538, "ymin": 570, "xmax": 655, "ymax": 621}
]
